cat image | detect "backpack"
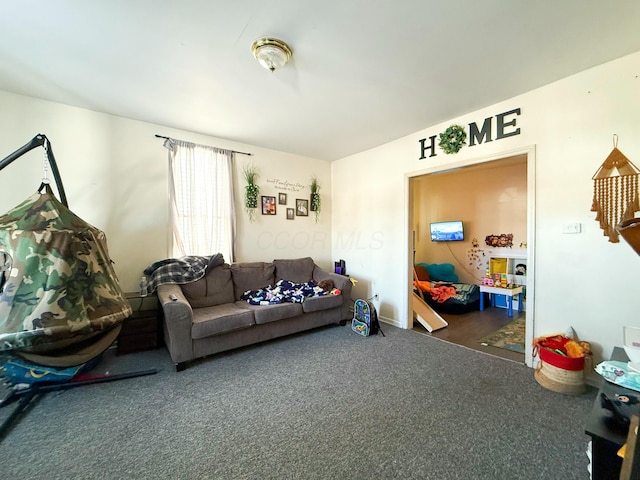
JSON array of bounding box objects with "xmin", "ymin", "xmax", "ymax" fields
[{"xmin": 351, "ymin": 299, "xmax": 384, "ymax": 337}]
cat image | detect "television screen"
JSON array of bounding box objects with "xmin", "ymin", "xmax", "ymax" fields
[{"xmin": 430, "ymin": 220, "xmax": 464, "ymax": 242}]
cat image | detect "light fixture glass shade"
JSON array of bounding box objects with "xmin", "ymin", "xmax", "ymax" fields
[{"xmin": 252, "ymin": 37, "xmax": 292, "ymax": 72}]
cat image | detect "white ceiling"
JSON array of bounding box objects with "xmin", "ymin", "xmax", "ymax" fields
[{"xmin": 1, "ymin": 1, "xmax": 639, "ymax": 161}]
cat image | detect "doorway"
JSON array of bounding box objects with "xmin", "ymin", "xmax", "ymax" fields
[{"xmin": 406, "ymin": 148, "xmax": 536, "ymax": 366}]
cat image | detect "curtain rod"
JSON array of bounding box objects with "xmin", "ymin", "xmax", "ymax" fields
[{"xmin": 155, "ymin": 134, "xmax": 252, "ymax": 156}]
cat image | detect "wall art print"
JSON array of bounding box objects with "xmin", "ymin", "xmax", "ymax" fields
[
  {"xmin": 261, "ymin": 196, "xmax": 276, "ymax": 215},
  {"xmin": 484, "ymin": 233, "xmax": 513, "ymax": 248},
  {"xmin": 296, "ymin": 198, "xmax": 309, "ymax": 216}
]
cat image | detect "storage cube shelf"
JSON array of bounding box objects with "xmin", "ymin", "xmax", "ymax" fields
[{"xmin": 487, "ymin": 249, "xmax": 527, "ymax": 311}]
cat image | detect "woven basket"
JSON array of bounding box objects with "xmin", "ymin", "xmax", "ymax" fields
[{"xmin": 534, "ymin": 347, "xmax": 585, "ymax": 395}]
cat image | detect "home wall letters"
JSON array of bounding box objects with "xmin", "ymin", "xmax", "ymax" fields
[{"xmin": 419, "ymin": 108, "xmax": 521, "ymax": 159}]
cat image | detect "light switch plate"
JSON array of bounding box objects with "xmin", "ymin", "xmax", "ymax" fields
[{"xmin": 562, "ymin": 223, "xmax": 582, "ymax": 234}]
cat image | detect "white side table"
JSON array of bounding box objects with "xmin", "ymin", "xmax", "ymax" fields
[{"xmin": 479, "ymin": 285, "xmax": 523, "ymax": 317}]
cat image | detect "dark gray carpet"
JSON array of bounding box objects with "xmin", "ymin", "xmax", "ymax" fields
[{"xmin": 0, "ymin": 324, "xmax": 596, "ymax": 479}]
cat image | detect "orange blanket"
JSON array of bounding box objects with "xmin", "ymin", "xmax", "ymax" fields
[{"xmin": 414, "ymin": 281, "xmax": 457, "ymax": 303}]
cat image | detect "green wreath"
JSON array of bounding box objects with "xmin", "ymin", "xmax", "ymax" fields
[{"xmin": 438, "ymin": 124, "xmax": 467, "ymax": 154}]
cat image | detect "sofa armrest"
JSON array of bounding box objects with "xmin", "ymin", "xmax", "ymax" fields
[
  {"xmin": 313, "ymin": 265, "xmax": 353, "ymax": 320},
  {"xmin": 157, "ymin": 284, "xmax": 194, "ymax": 365}
]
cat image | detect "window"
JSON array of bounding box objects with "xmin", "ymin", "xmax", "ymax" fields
[{"xmin": 164, "ymin": 139, "xmax": 235, "ymax": 262}]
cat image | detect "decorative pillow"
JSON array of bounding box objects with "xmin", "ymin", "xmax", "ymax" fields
[
  {"xmin": 274, "ymin": 257, "xmax": 314, "ymax": 283},
  {"xmin": 181, "ymin": 263, "xmax": 234, "ymax": 308},
  {"xmin": 230, "ymin": 262, "xmax": 275, "ymax": 300},
  {"xmin": 417, "ymin": 263, "xmax": 458, "ymax": 283}
]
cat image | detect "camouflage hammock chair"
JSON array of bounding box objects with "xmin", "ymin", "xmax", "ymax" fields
[{"xmin": 0, "ymin": 134, "xmax": 131, "ymax": 367}]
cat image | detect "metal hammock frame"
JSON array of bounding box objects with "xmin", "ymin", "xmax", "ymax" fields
[
  {"xmin": 0, "ymin": 134, "xmax": 157, "ymax": 442},
  {"xmin": 0, "ymin": 133, "xmax": 68, "ymax": 207}
]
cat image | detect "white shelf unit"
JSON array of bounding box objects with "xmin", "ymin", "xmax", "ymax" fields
[{"xmin": 487, "ymin": 249, "xmax": 527, "ymax": 311}]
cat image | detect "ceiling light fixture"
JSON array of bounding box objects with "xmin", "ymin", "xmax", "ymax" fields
[{"xmin": 251, "ymin": 37, "xmax": 292, "ymax": 72}]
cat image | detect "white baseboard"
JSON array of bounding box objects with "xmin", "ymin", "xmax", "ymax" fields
[{"xmin": 380, "ymin": 316, "xmax": 402, "ymax": 328}]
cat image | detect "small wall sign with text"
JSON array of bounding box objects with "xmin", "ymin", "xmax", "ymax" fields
[
  {"xmin": 419, "ymin": 108, "xmax": 521, "ymax": 159},
  {"xmin": 267, "ymin": 178, "xmax": 305, "ymax": 192}
]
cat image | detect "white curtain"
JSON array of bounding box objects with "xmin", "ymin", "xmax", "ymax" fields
[{"xmin": 164, "ymin": 139, "xmax": 235, "ymax": 263}]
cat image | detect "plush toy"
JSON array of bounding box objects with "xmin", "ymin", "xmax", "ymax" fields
[
  {"xmin": 317, "ymin": 279, "xmax": 335, "ymax": 292},
  {"xmin": 565, "ymin": 340, "xmax": 588, "ymax": 358},
  {"xmin": 579, "ymin": 341, "xmax": 592, "ymax": 356}
]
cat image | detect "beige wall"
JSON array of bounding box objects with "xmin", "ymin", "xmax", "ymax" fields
[
  {"xmin": 412, "ymin": 158, "xmax": 527, "ymax": 284},
  {"xmin": 332, "ymin": 50, "xmax": 640, "ymax": 373},
  {"xmin": 0, "ymin": 92, "xmax": 332, "ymax": 292}
]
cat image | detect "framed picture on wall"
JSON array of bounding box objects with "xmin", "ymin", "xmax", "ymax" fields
[
  {"xmin": 261, "ymin": 196, "xmax": 276, "ymax": 215},
  {"xmin": 278, "ymin": 193, "xmax": 287, "ymax": 205},
  {"xmin": 295, "ymin": 199, "xmax": 309, "ymax": 216},
  {"xmin": 286, "ymin": 208, "xmax": 294, "ymax": 220}
]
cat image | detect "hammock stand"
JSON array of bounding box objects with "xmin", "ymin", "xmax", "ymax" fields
[{"xmin": 0, "ymin": 134, "xmax": 157, "ymax": 441}]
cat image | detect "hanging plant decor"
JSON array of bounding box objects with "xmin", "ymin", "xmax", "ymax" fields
[
  {"xmin": 243, "ymin": 164, "xmax": 259, "ymax": 222},
  {"xmin": 438, "ymin": 124, "xmax": 467, "ymax": 154},
  {"xmin": 310, "ymin": 176, "xmax": 321, "ymax": 223}
]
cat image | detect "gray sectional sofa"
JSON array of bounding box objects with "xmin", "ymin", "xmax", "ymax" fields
[{"xmin": 157, "ymin": 257, "xmax": 352, "ymax": 371}]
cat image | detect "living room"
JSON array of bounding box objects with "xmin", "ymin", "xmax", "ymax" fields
[
  {"xmin": 1, "ymin": 4, "xmax": 640, "ymax": 478},
  {"xmin": 1, "ymin": 47, "xmax": 639, "ymax": 380}
]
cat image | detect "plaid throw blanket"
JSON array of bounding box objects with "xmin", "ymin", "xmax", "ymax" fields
[{"xmin": 144, "ymin": 253, "xmax": 224, "ymax": 292}]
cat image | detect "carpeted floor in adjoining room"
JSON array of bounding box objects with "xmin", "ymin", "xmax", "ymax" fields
[{"xmin": 0, "ymin": 324, "xmax": 596, "ymax": 480}]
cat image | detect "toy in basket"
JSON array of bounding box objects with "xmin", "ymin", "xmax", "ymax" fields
[{"xmin": 351, "ymin": 299, "xmax": 384, "ymax": 337}]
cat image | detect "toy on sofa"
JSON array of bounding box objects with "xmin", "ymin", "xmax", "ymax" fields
[
  {"xmin": 318, "ymin": 279, "xmax": 342, "ymax": 296},
  {"xmin": 317, "ymin": 279, "xmax": 334, "ymax": 292}
]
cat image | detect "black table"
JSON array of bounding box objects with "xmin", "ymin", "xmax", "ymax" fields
[
  {"xmin": 118, "ymin": 292, "xmax": 163, "ymax": 355},
  {"xmin": 585, "ymin": 347, "xmax": 639, "ymax": 479}
]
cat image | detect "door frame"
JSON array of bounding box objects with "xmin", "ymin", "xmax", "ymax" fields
[{"xmin": 404, "ymin": 145, "xmax": 536, "ymax": 367}]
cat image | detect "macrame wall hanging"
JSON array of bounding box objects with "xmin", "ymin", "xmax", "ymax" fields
[{"xmin": 591, "ymin": 135, "xmax": 640, "ymax": 243}]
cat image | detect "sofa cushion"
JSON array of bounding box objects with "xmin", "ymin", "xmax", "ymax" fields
[
  {"xmin": 181, "ymin": 263, "xmax": 234, "ymax": 308},
  {"xmin": 241, "ymin": 301, "xmax": 303, "ymax": 325},
  {"xmin": 274, "ymin": 257, "xmax": 315, "ymax": 283},
  {"xmin": 230, "ymin": 262, "xmax": 275, "ymax": 300},
  {"xmin": 191, "ymin": 303, "xmax": 255, "ymax": 339},
  {"xmin": 302, "ymin": 294, "xmax": 343, "ymax": 313}
]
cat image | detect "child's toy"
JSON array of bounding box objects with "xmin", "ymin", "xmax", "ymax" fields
[{"xmin": 317, "ymin": 279, "xmax": 335, "ymax": 292}]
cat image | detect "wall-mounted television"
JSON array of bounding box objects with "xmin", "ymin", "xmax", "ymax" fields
[{"xmin": 430, "ymin": 220, "xmax": 464, "ymax": 242}]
